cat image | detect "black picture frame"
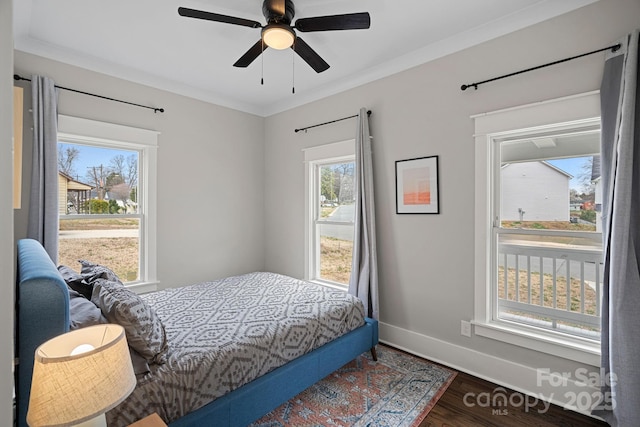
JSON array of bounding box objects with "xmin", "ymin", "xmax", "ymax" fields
[{"xmin": 395, "ymin": 155, "xmax": 440, "ymax": 214}]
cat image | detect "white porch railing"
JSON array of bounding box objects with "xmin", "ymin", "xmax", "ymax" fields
[{"xmin": 497, "ymin": 240, "xmax": 603, "ymax": 339}]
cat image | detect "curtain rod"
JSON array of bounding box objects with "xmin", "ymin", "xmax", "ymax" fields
[
  {"xmin": 460, "ymin": 43, "xmax": 621, "ymax": 91},
  {"xmin": 295, "ymin": 110, "xmax": 371, "ymax": 133},
  {"xmin": 13, "ymin": 74, "xmax": 165, "ymax": 113}
]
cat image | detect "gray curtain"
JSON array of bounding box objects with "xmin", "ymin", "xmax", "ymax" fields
[
  {"xmin": 349, "ymin": 108, "xmax": 379, "ymax": 319},
  {"xmin": 593, "ymin": 30, "xmax": 640, "ymax": 426},
  {"xmin": 27, "ymin": 75, "xmax": 59, "ymax": 262}
]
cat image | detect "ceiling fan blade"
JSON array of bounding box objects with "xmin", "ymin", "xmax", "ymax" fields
[
  {"xmin": 294, "ymin": 12, "xmax": 370, "ymax": 32},
  {"xmin": 178, "ymin": 7, "xmax": 262, "ymax": 29},
  {"xmin": 233, "ymin": 40, "xmax": 267, "ymax": 68},
  {"xmin": 293, "ymin": 37, "xmax": 329, "ymax": 73}
]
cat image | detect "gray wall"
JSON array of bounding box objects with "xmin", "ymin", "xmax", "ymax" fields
[
  {"xmin": 262, "ymin": 0, "xmax": 640, "ymax": 404},
  {"xmin": 1, "ymin": 0, "xmax": 14, "ymax": 425},
  {"xmin": 13, "ymin": 51, "xmax": 267, "ymax": 288}
]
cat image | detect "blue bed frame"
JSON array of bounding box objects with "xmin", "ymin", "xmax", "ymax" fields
[{"xmin": 15, "ymin": 238, "xmax": 379, "ymax": 427}]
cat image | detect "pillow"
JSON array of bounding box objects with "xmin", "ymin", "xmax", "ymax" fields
[
  {"xmin": 91, "ymin": 278, "xmax": 169, "ymax": 364},
  {"xmin": 129, "ymin": 348, "xmax": 151, "ymax": 377},
  {"xmin": 68, "ymin": 288, "xmax": 108, "ymax": 329},
  {"xmin": 78, "ymin": 260, "xmax": 123, "ymax": 285},
  {"xmin": 68, "ymin": 289, "xmax": 150, "ymax": 375},
  {"xmin": 58, "ymin": 265, "xmax": 93, "ymax": 299}
]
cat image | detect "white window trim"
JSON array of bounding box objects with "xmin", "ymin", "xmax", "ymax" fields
[
  {"xmin": 303, "ymin": 139, "xmax": 355, "ymax": 288},
  {"xmin": 58, "ymin": 115, "xmax": 159, "ymax": 293},
  {"xmin": 473, "ymin": 91, "xmax": 601, "ymax": 366}
]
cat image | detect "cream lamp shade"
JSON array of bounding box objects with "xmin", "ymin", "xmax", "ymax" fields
[
  {"xmin": 262, "ymin": 24, "xmax": 295, "ymax": 50},
  {"xmin": 27, "ymin": 324, "xmax": 136, "ymax": 427}
]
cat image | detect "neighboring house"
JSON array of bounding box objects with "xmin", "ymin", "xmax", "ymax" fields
[
  {"xmin": 501, "ymin": 161, "xmax": 571, "ymax": 222},
  {"xmin": 105, "ymin": 190, "xmax": 138, "ymax": 213},
  {"xmin": 569, "ymin": 200, "xmax": 584, "ymax": 211},
  {"xmin": 58, "ymin": 172, "xmax": 93, "ymax": 215}
]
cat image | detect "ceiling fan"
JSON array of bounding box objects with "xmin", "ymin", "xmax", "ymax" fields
[{"xmin": 178, "ymin": 0, "xmax": 371, "ymax": 73}]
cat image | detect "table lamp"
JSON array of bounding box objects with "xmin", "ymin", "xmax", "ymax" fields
[{"xmin": 27, "ymin": 324, "xmax": 136, "ymax": 427}]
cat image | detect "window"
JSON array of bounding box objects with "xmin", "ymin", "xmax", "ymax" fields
[
  {"xmin": 57, "ymin": 115, "xmax": 158, "ymax": 291},
  {"xmin": 474, "ymin": 92, "xmax": 602, "ymax": 364},
  {"xmin": 304, "ymin": 140, "xmax": 356, "ymax": 287}
]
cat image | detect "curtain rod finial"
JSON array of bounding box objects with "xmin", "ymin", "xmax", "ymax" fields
[{"xmin": 461, "ymin": 83, "xmax": 478, "ymax": 91}]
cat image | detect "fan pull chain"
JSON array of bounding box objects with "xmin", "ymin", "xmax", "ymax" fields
[
  {"xmin": 261, "ymin": 38, "xmax": 264, "ymax": 85},
  {"xmin": 292, "ymin": 41, "xmax": 295, "ymax": 94}
]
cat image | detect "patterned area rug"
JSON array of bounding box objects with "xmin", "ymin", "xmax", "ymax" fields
[{"xmin": 250, "ymin": 345, "xmax": 457, "ymax": 427}]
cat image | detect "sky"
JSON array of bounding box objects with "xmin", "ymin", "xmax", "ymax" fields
[
  {"xmin": 547, "ymin": 157, "xmax": 591, "ymax": 192},
  {"xmin": 59, "ymin": 142, "xmax": 137, "ymax": 182}
]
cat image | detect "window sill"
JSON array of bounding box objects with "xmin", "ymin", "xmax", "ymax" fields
[
  {"xmin": 126, "ymin": 281, "xmax": 159, "ymax": 294},
  {"xmin": 473, "ymin": 320, "xmax": 600, "ymax": 366},
  {"xmin": 309, "ymin": 279, "xmax": 348, "ymax": 292}
]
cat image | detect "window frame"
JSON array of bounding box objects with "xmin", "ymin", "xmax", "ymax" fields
[
  {"xmin": 473, "ymin": 92, "xmax": 602, "ymax": 365},
  {"xmin": 57, "ymin": 115, "xmax": 159, "ymax": 293},
  {"xmin": 303, "ymin": 139, "xmax": 355, "ymax": 289}
]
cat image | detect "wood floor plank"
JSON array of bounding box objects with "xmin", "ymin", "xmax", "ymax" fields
[{"xmin": 421, "ymin": 370, "xmax": 609, "ymax": 427}]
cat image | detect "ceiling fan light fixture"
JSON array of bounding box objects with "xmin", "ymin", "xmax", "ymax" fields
[
  {"xmin": 262, "ymin": 24, "xmax": 295, "ymax": 49},
  {"xmin": 179, "ymin": 1, "xmax": 370, "ymax": 73}
]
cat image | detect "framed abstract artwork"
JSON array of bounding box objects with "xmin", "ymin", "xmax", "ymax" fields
[{"xmin": 395, "ymin": 155, "xmax": 440, "ymax": 214}]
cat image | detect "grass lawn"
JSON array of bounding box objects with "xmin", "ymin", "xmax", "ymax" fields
[
  {"xmin": 501, "ymin": 220, "xmax": 595, "ymax": 232},
  {"xmin": 58, "ymin": 237, "xmax": 139, "ymax": 282},
  {"xmin": 320, "ymin": 236, "xmax": 353, "ymax": 284}
]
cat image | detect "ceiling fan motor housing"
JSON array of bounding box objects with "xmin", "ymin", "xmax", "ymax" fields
[{"xmin": 263, "ymin": 0, "xmax": 295, "ymax": 24}]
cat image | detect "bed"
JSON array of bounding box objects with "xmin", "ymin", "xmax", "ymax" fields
[{"xmin": 15, "ymin": 238, "xmax": 379, "ymax": 427}]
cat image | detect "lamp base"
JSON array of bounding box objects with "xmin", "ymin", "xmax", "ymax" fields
[{"xmin": 73, "ymin": 413, "xmax": 107, "ymax": 427}]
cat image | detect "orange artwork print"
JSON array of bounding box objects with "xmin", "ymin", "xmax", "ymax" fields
[{"xmin": 403, "ymin": 167, "xmax": 431, "ymax": 205}]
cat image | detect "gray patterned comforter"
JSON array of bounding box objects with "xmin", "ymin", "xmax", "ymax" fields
[{"xmin": 107, "ymin": 272, "xmax": 365, "ymax": 425}]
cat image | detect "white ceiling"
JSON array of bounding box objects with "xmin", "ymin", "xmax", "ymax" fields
[{"xmin": 14, "ymin": 0, "xmax": 596, "ymax": 117}]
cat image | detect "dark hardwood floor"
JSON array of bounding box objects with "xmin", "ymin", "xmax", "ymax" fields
[{"xmin": 421, "ymin": 369, "xmax": 610, "ymax": 427}]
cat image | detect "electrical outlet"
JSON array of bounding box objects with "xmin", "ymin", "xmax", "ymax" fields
[{"xmin": 461, "ymin": 320, "xmax": 472, "ymax": 337}]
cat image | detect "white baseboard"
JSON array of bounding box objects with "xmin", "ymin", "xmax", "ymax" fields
[{"xmin": 379, "ymin": 321, "xmax": 607, "ymax": 419}]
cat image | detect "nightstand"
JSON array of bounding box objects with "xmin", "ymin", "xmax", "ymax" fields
[{"xmin": 128, "ymin": 413, "xmax": 168, "ymax": 427}]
